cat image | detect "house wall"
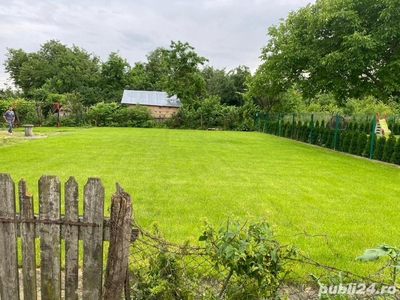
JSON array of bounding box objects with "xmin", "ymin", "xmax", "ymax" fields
[{"xmin": 129, "ymin": 104, "xmax": 179, "ymax": 119}]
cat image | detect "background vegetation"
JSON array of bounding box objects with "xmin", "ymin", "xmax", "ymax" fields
[{"xmin": 2, "ymin": 0, "xmax": 400, "ymax": 130}]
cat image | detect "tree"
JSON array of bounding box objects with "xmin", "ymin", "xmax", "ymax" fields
[
  {"xmin": 261, "ymin": 0, "xmax": 400, "ymax": 102},
  {"xmin": 160, "ymin": 41, "xmax": 208, "ymax": 107},
  {"xmin": 125, "ymin": 62, "xmax": 152, "ymax": 91},
  {"xmin": 4, "ymin": 40, "xmax": 101, "ymax": 104},
  {"xmin": 3, "ymin": 48, "xmax": 31, "ymax": 91},
  {"xmin": 202, "ymin": 65, "xmax": 250, "ymax": 107},
  {"xmin": 226, "ymin": 65, "xmax": 251, "ymax": 106},
  {"xmin": 202, "ymin": 66, "xmax": 234, "ymax": 104},
  {"xmin": 244, "ymin": 64, "xmax": 283, "ymax": 112},
  {"xmin": 143, "ymin": 47, "xmax": 168, "ymax": 91},
  {"xmin": 99, "ymin": 52, "xmax": 131, "ymax": 102}
]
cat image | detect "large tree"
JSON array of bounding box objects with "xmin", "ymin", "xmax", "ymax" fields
[
  {"xmin": 99, "ymin": 52, "xmax": 131, "ymax": 102},
  {"xmin": 143, "ymin": 47, "xmax": 168, "ymax": 91},
  {"xmin": 4, "ymin": 40, "xmax": 101, "ymax": 104},
  {"xmin": 202, "ymin": 65, "xmax": 250, "ymax": 107},
  {"xmin": 244, "ymin": 63, "xmax": 284, "ymax": 112},
  {"xmin": 161, "ymin": 41, "xmax": 208, "ymax": 107},
  {"xmin": 261, "ymin": 0, "xmax": 400, "ymax": 102}
]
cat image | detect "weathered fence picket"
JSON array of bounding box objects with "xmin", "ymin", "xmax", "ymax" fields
[
  {"xmin": 39, "ymin": 175, "xmax": 62, "ymax": 299},
  {"xmin": 19, "ymin": 179, "xmax": 37, "ymax": 300},
  {"xmin": 103, "ymin": 183, "xmax": 133, "ymax": 300},
  {"xmin": 0, "ymin": 174, "xmax": 19, "ymax": 300},
  {"xmin": 64, "ymin": 177, "xmax": 79, "ymax": 300},
  {"xmin": 82, "ymin": 178, "xmax": 104, "ymax": 300},
  {"xmin": 0, "ymin": 174, "xmax": 134, "ymax": 300}
]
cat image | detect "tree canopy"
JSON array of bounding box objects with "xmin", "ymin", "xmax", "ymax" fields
[
  {"xmin": 4, "ymin": 40, "xmax": 101, "ymax": 104},
  {"xmin": 260, "ymin": 0, "xmax": 400, "ymax": 103}
]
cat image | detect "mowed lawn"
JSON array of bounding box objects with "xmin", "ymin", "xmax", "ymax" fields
[{"xmin": 1, "ymin": 127, "xmax": 399, "ymax": 277}]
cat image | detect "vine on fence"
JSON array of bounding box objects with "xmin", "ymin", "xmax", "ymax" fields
[
  {"xmin": 199, "ymin": 217, "xmax": 296, "ymax": 299},
  {"xmin": 127, "ymin": 218, "xmax": 400, "ymax": 299}
]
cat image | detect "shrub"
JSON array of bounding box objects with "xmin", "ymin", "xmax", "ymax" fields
[
  {"xmin": 301, "ymin": 123, "xmax": 309, "ymax": 142},
  {"xmin": 294, "ymin": 121, "xmax": 302, "ymax": 140},
  {"xmin": 362, "ymin": 134, "xmax": 376, "ymax": 158},
  {"xmin": 390, "ymin": 138, "xmax": 400, "ymax": 165},
  {"xmin": 320, "ymin": 128, "xmax": 329, "ymax": 147},
  {"xmin": 349, "ymin": 131, "xmax": 359, "ymax": 155},
  {"xmin": 340, "ymin": 131, "xmax": 352, "ymax": 153},
  {"xmin": 373, "ymin": 136, "xmax": 386, "ymax": 161},
  {"xmin": 284, "ymin": 122, "xmax": 292, "ymax": 138},
  {"xmin": 393, "ymin": 122, "xmax": 400, "ymax": 135},
  {"xmin": 382, "ymin": 133, "xmax": 396, "ymax": 162},
  {"xmin": 358, "ymin": 122, "xmax": 365, "ymax": 133},
  {"xmin": 13, "ymin": 101, "xmax": 42, "ymax": 125},
  {"xmin": 356, "ymin": 132, "xmax": 368, "ymax": 156},
  {"xmin": 326, "ymin": 130, "xmax": 335, "ymax": 149},
  {"xmin": 86, "ymin": 102, "xmax": 153, "ymax": 127},
  {"xmin": 199, "ymin": 218, "xmax": 296, "ymax": 299}
]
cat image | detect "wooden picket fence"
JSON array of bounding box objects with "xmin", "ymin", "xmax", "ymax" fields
[{"xmin": 0, "ymin": 173, "xmax": 135, "ymax": 300}]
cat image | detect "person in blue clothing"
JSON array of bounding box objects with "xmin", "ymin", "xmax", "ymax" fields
[{"xmin": 3, "ymin": 106, "xmax": 15, "ymax": 134}]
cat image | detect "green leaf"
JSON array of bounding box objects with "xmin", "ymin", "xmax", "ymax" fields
[
  {"xmin": 395, "ymin": 264, "xmax": 400, "ymax": 273},
  {"xmin": 356, "ymin": 247, "xmax": 391, "ymax": 261},
  {"xmin": 198, "ymin": 233, "xmax": 207, "ymax": 241}
]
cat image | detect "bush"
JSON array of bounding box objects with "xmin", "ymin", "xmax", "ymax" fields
[
  {"xmin": 13, "ymin": 101, "xmax": 43, "ymax": 125},
  {"xmin": 362, "ymin": 134, "xmax": 376, "ymax": 158},
  {"xmin": 326, "ymin": 130, "xmax": 335, "ymax": 149},
  {"xmin": 373, "ymin": 136, "xmax": 386, "ymax": 161},
  {"xmin": 349, "ymin": 131, "xmax": 359, "ymax": 155},
  {"xmin": 356, "ymin": 132, "xmax": 368, "ymax": 156},
  {"xmin": 392, "ymin": 122, "xmax": 400, "ymax": 135},
  {"xmin": 390, "ymin": 138, "xmax": 400, "ymax": 165},
  {"xmin": 340, "ymin": 131, "xmax": 352, "ymax": 153},
  {"xmin": 130, "ymin": 247, "xmax": 192, "ymax": 300},
  {"xmin": 199, "ymin": 218, "xmax": 296, "ymax": 299},
  {"xmin": 301, "ymin": 123, "xmax": 309, "ymax": 142},
  {"xmin": 86, "ymin": 102, "xmax": 154, "ymax": 127},
  {"xmin": 382, "ymin": 133, "xmax": 396, "ymax": 162}
]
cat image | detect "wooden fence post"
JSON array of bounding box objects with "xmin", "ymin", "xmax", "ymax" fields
[
  {"xmin": 19, "ymin": 179, "xmax": 37, "ymax": 300},
  {"xmin": 102, "ymin": 183, "xmax": 133, "ymax": 300},
  {"xmin": 0, "ymin": 173, "xmax": 19, "ymax": 300},
  {"xmin": 65, "ymin": 177, "xmax": 79, "ymax": 300},
  {"xmin": 39, "ymin": 175, "xmax": 62, "ymax": 300},
  {"xmin": 82, "ymin": 178, "xmax": 104, "ymax": 300}
]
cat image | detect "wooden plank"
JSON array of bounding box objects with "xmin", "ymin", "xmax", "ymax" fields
[
  {"xmin": 82, "ymin": 178, "xmax": 104, "ymax": 300},
  {"xmin": 64, "ymin": 177, "xmax": 79, "ymax": 300},
  {"xmin": 39, "ymin": 175, "xmax": 61, "ymax": 300},
  {"xmin": 0, "ymin": 173, "xmax": 19, "ymax": 300},
  {"xmin": 14, "ymin": 214, "xmax": 139, "ymax": 242},
  {"xmin": 103, "ymin": 183, "xmax": 133, "ymax": 300},
  {"xmin": 19, "ymin": 179, "xmax": 37, "ymax": 300}
]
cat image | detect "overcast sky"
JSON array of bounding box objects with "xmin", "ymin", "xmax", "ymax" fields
[{"xmin": 0, "ymin": 0, "xmax": 314, "ymax": 89}]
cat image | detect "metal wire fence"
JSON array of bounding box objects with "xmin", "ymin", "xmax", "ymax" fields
[
  {"xmin": 126, "ymin": 223, "xmax": 229, "ymax": 299},
  {"xmin": 125, "ymin": 221, "xmax": 400, "ymax": 299},
  {"xmin": 255, "ymin": 112, "xmax": 400, "ymax": 164}
]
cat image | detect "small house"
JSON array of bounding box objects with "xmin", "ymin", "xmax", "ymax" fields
[{"xmin": 121, "ymin": 90, "xmax": 181, "ymax": 120}]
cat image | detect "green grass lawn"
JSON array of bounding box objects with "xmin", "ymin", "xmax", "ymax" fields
[{"xmin": 1, "ymin": 127, "xmax": 399, "ymax": 280}]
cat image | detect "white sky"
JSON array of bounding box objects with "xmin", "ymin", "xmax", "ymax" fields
[{"xmin": 0, "ymin": 0, "xmax": 314, "ymax": 89}]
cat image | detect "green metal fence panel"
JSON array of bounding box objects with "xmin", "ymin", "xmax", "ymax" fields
[
  {"xmin": 369, "ymin": 116, "xmax": 376, "ymax": 159},
  {"xmin": 255, "ymin": 111, "xmax": 400, "ymax": 162}
]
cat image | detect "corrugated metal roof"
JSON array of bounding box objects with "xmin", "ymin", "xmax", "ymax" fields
[{"xmin": 121, "ymin": 90, "xmax": 181, "ymax": 107}]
